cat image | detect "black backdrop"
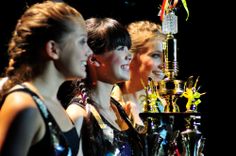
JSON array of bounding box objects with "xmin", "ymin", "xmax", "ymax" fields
[
  {"xmin": 0, "ymin": 0, "xmax": 209, "ymax": 78},
  {"xmin": 0, "ymin": 0, "xmax": 214, "ymax": 155}
]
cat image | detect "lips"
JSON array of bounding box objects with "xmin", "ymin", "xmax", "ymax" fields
[
  {"xmin": 152, "ymin": 71, "xmax": 165, "ymax": 78},
  {"xmin": 80, "ymin": 60, "xmax": 87, "ymax": 70},
  {"xmin": 121, "ymin": 64, "xmax": 129, "ymax": 71}
]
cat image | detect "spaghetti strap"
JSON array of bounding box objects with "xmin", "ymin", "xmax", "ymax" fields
[{"xmin": 111, "ymin": 97, "xmax": 143, "ymax": 150}]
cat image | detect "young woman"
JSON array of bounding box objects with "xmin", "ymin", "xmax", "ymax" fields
[
  {"xmin": 111, "ymin": 20, "xmax": 167, "ymax": 132},
  {"xmin": 0, "ymin": 1, "xmax": 92, "ymax": 155},
  {"xmin": 59, "ymin": 17, "xmax": 143, "ymax": 155}
]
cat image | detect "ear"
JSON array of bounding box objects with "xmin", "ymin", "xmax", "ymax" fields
[
  {"xmin": 89, "ymin": 55, "xmax": 100, "ymax": 67},
  {"xmin": 45, "ymin": 40, "xmax": 60, "ymax": 60}
]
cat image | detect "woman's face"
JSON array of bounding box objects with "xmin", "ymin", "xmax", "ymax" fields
[
  {"xmin": 131, "ymin": 38, "xmax": 164, "ymax": 82},
  {"xmin": 57, "ymin": 22, "xmax": 92, "ymax": 80},
  {"xmin": 94, "ymin": 45, "xmax": 132, "ymax": 84}
]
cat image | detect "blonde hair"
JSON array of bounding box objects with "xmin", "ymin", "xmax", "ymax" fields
[{"xmin": 127, "ymin": 20, "xmax": 166, "ymax": 54}]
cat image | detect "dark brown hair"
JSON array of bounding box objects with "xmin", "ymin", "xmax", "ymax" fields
[{"xmin": 86, "ymin": 17, "xmax": 131, "ymax": 55}]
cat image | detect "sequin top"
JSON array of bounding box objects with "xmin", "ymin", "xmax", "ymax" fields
[
  {"xmin": 70, "ymin": 97, "xmax": 143, "ymax": 156},
  {"xmin": 1, "ymin": 85, "xmax": 78, "ymax": 156}
]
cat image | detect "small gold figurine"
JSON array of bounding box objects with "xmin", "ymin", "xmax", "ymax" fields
[{"xmin": 180, "ymin": 76, "xmax": 206, "ymax": 111}]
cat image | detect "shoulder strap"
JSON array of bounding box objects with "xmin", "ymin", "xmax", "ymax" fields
[
  {"xmin": 7, "ymin": 86, "xmax": 50, "ymax": 118},
  {"xmin": 23, "ymin": 86, "xmax": 73, "ymax": 155},
  {"xmin": 111, "ymin": 97, "xmax": 143, "ymax": 149},
  {"xmin": 0, "ymin": 87, "xmax": 44, "ymax": 110},
  {"xmin": 111, "ymin": 97, "xmax": 134, "ymax": 129},
  {"xmin": 86, "ymin": 104, "xmax": 107, "ymax": 129}
]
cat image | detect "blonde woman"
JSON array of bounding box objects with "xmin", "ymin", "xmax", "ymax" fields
[{"xmin": 111, "ymin": 20, "xmax": 167, "ymax": 132}]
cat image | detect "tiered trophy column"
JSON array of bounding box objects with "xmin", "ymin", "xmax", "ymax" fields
[
  {"xmin": 140, "ymin": 9, "xmax": 206, "ymax": 156},
  {"xmin": 158, "ymin": 11, "xmax": 184, "ymax": 112}
]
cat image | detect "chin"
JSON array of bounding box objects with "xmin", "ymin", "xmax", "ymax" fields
[
  {"xmin": 120, "ymin": 76, "xmax": 130, "ymax": 81},
  {"xmin": 151, "ymin": 77, "xmax": 164, "ymax": 82},
  {"xmin": 67, "ymin": 72, "xmax": 86, "ymax": 80},
  {"xmin": 121, "ymin": 75, "xmax": 130, "ymax": 81},
  {"xmin": 79, "ymin": 73, "xmax": 87, "ymax": 79}
]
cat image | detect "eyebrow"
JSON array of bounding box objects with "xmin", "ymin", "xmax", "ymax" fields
[{"xmin": 151, "ymin": 50, "xmax": 162, "ymax": 54}]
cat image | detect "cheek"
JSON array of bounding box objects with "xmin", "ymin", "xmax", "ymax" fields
[
  {"xmin": 111, "ymin": 56, "xmax": 122, "ymax": 67},
  {"xmin": 77, "ymin": 46, "xmax": 90, "ymax": 61},
  {"xmin": 72, "ymin": 50, "xmax": 81, "ymax": 63},
  {"xmin": 77, "ymin": 45, "xmax": 86, "ymax": 56},
  {"xmin": 142, "ymin": 57, "xmax": 154, "ymax": 72},
  {"xmin": 152, "ymin": 59, "xmax": 162, "ymax": 68},
  {"xmin": 137, "ymin": 59, "xmax": 153, "ymax": 80}
]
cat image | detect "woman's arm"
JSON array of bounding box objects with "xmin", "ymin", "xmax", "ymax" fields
[
  {"xmin": 0, "ymin": 92, "xmax": 44, "ymax": 156},
  {"xmin": 66, "ymin": 104, "xmax": 86, "ymax": 137},
  {"xmin": 66, "ymin": 103, "xmax": 87, "ymax": 156}
]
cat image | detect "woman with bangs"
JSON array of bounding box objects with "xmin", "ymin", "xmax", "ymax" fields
[{"xmin": 58, "ymin": 17, "xmax": 143, "ymax": 155}]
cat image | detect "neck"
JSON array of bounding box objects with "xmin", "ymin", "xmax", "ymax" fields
[
  {"xmin": 91, "ymin": 80, "xmax": 114, "ymax": 110},
  {"xmin": 122, "ymin": 77, "xmax": 147, "ymax": 94},
  {"xmin": 31, "ymin": 62, "xmax": 65, "ymax": 101}
]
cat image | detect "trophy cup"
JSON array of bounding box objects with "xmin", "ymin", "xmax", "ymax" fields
[{"xmin": 140, "ymin": 6, "xmax": 206, "ymax": 156}]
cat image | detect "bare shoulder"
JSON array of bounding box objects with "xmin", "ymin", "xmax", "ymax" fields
[
  {"xmin": 2, "ymin": 90, "xmax": 38, "ymax": 111},
  {"xmin": 66, "ymin": 103, "xmax": 87, "ymax": 122},
  {"xmin": 0, "ymin": 90, "xmax": 43, "ymax": 129},
  {"xmin": 0, "ymin": 91, "xmax": 44, "ymax": 152}
]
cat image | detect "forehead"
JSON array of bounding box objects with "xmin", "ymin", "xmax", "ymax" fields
[
  {"xmin": 65, "ymin": 20, "xmax": 87, "ymax": 37},
  {"xmin": 138, "ymin": 39, "xmax": 163, "ymax": 54},
  {"xmin": 69, "ymin": 18, "xmax": 86, "ymax": 32},
  {"xmin": 96, "ymin": 48, "xmax": 126, "ymax": 61}
]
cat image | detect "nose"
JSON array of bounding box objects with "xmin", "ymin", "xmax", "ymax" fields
[
  {"xmin": 125, "ymin": 54, "xmax": 132, "ymax": 61},
  {"xmin": 86, "ymin": 45, "xmax": 93, "ymax": 57},
  {"xmin": 158, "ymin": 62, "xmax": 164, "ymax": 71},
  {"xmin": 159, "ymin": 53, "xmax": 164, "ymax": 70}
]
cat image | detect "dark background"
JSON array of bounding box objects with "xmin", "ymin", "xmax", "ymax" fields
[
  {"xmin": 0, "ymin": 0, "xmax": 210, "ymax": 79},
  {"xmin": 0, "ymin": 0, "xmax": 217, "ymax": 155}
]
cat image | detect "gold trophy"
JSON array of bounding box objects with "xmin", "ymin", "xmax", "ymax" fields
[{"xmin": 140, "ymin": 8, "xmax": 206, "ymax": 155}]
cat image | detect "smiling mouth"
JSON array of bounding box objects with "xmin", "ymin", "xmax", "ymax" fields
[
  {"xmin": 153, "ymin": 71, "xmax": 161, "ymax": 74},
  {"xmin": 152, "ymin": 71, "xmax": 164, "ymax": 76},
  {"xmin": 121, "ymin": 64, "xmax": 129, "ymax": 71},
  {"xmin": 81, "ymin": 60, "xmax": 87, "ymax": 67}
]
